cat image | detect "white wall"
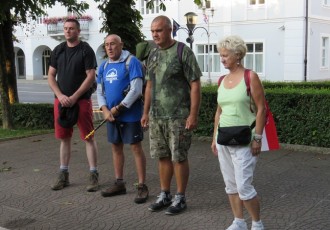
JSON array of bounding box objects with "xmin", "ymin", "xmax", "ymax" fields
[{"xmin": 12, "ymin": 0, "xmax": 330, "ymax": 82}]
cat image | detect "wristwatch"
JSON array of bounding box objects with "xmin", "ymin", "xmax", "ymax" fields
[{"xmin": 253, "ymin": 134, "xmax": 262, "ymax": 143}]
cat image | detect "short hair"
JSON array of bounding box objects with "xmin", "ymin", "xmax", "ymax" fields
[
  {"xmin": 105, "ymin": 34, "xmax": 122, "ymax": 43},
  {"xmin": 152, "ymin": 15, "xmax": 172, "ymax": 29},
  {"xmin": 217, "ymin": 35, "xmax": 247, "ymax": 59},
  {"xmin": 65, "ymin": 18, "xmax": 80, "ymax": 30}
]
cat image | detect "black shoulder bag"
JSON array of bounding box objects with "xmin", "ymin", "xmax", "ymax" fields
[{"xmin": 217, "ymin": 121, "xmax": 256, "ymax": 146}]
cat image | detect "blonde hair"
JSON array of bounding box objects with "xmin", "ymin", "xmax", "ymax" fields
[{"xmin": 217, "ymin": 35, "xmax": 247, "ymax": 60}]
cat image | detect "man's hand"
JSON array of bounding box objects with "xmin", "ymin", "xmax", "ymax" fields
[
  {"xmin": 58, "ymin": 94, "xmax": 72, "ymax": 107},
  {"xmin": 185, "ymin": 114, "xmax": 198, "ymax": 130}
]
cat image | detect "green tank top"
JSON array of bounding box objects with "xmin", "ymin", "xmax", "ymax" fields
[{"xmin": 217, "ymin": 77, "xmax": 256, "ymax": 128}]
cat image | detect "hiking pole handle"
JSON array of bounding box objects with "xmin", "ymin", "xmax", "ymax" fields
[{"xmin": 84, "ymin": 119, "xmax": 107, "ymax": 140}]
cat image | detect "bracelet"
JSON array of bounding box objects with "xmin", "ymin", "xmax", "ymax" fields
[{"xmin": 254, "ymin": 134, "xmax": 262, "ymax": 140}]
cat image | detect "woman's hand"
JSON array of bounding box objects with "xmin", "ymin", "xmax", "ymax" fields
[
  {"xmin": 211, "ymin": 140, "xmax": 218, "ymax": 156},
  {"xmin": 251, "ymin": 140, "xmax": 262, "ymax": 156}
]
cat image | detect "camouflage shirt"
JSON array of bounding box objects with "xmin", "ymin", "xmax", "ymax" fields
[{"xmin": 146, "ymin": 41, "xmax": 202, "ymax": 119}]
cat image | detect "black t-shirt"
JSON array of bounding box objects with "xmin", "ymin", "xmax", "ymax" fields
[{"xmin": 50, "ymin": 41, "xmax": 97, "ymax": 99}]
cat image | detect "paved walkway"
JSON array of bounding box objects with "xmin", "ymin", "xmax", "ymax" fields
[{"xmin": 0, "ymin": 126, "xmax": 330, "ymax": 230}]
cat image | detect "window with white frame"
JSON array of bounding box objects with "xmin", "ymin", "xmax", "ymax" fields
[
  {"xmin": 249, "ymin": 0, "xmax": 265, "ymax": 6},
  {"xmin": 196, "ymin": 44, "xmax": 220, "ymax": 73},
  {"xmin": 140, "ymin": 0, "xmax": 160, "ymax": 15},
  {"xmin": 321, "ymin": 36, "xmax": 329, "ymax": 68},
  {"xmin": 244, "ymin": 42, "xmax": 263, "ymax": 74}
]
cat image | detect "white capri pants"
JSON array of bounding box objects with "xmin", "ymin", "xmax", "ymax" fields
[{"xmin": 217, "ymin": 143, "xmax": 258, "ymax": 200}]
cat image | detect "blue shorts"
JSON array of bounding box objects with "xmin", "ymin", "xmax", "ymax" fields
[{"xmin": 106, "ymin": 121, "xmax": 143, "ymax": 144}]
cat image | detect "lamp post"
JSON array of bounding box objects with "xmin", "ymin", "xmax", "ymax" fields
[
  {"xmin": 179, "ymin": 12, "xmax": 213, "ymax": 84},
  {"xmin": 202, "ymin": 7, "xmax": 215, "ymax": 84}
]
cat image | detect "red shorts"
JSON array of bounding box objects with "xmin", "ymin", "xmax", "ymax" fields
[{"xmin": 54, "ymin": 98, "xmax": 94, "ymax": 140}]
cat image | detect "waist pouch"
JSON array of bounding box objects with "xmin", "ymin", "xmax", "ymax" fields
[{"xmin": 217, "ymin": 121, "xmax": 256, "ymax": 146}]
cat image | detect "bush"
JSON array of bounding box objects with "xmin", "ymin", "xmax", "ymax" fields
[{"xmin": 0, "ymin": 103, "xmax": 54, "ymax": 129}]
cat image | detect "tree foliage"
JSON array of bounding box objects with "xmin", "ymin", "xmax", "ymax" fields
[
  {"xmin": 0, "ymin": 0, "xmax": 90, "ymax": 129},
  {"xmin": 98, "ymin": 0, "xmax": 145, "ymax": 54}
]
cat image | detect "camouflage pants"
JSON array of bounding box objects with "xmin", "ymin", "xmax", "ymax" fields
[{"xmin": 149, "ymin": 118, "xmax": 192, "ymax": 162}]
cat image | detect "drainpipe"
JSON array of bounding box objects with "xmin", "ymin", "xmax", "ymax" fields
[{"xmin": 304, "ymin": 0, "xmax": 308, "ymax": 81}]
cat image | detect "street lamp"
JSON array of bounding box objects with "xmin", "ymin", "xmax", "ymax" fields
[{"xmin": 180, "ymin": 11, "xmax": 214, "ymax": 84}]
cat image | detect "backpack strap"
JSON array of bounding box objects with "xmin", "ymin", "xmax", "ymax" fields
[
  {"xmin": 244, "ymin": 69, "xmax": 254, "ymax": 113},
  {"xmin": 125, "ymin": 54, "xmax": 133, "ymax": 72},
  {"xmin": 244, "ymin": 69, "xmax": 251, "ymax": 96},
  {"xmin": 177, "ymin": 42, "xmax": 185, "ymax": 65},
  {"xmin": 217, "ymin": 75, "xmax": 226, "ymax": 87}
]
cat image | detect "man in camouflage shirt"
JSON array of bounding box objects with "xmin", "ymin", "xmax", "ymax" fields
[{"xmin": 141, "ymin": 15, "xmax": 202, "ymax": 215}]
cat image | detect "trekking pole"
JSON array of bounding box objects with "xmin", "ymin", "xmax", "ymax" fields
[{"xmin": 85, "ymin": 119, "xmax": 107, "ymax": 140}]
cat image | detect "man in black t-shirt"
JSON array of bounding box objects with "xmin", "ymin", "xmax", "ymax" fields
[{"xmin": 48, "ymin": 18, "xmax": 99, "ymax": 192}]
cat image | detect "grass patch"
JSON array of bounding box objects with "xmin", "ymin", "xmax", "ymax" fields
[{"xmin": 0, "ymin": 128, "xmax": 53, "ymax": 141}]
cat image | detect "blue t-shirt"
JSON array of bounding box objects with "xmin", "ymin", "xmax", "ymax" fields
[{"xmin": 98, "ymin": 54, "xmax": 143, "ymax": 122}]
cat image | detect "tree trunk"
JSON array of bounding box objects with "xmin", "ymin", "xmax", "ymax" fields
[
  {"xmin": 4, "ymin": 11, "xmax": 19, "ymax": 104},
  {"xmin": 0, "ymin": 15, "xmax": 15, "ymax": 129}
]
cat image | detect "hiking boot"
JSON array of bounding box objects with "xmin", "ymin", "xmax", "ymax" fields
[
  {"xmin": 134, "ymin": 183, "xmax": 149, "ymax": 204},
  {"xmin": 101, "ymin": 181, "xmax": 126, "ymax": 197},
  {"xmin": 51, "ymin": 171, "xmax": 69, "ymax": 190},
  {"xmin": 226, "ymin": 220, "xmax": 248, "ymax": 230},
  {"xmin": 86, "ymin": 171, "xmax": 99, "ymax": 192},
  {"xmin": 148, "ymin": 191, "xmax": 172, "ymax": 212},
  {"xmin": 165, "ymin": 194, "xmax": 187, "ymax": 215}
]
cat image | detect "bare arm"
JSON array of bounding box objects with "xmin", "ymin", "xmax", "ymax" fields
[
  {"xmin": 141, "ymin": 80, "xmax": 152, "ymax": 128},
  {"xmin": 185, "ymin": 79, "xmax": 201, "ymax": 130},
  {"xmin": 47, "ymin": 66, "xmax": 71, "ymax": 107},
  {"xmin": 69, "ymin": 68, "xmax": 96, "ymax": 104},
  {"xmin": 250, "ymin": 70, "xmax": 266, "ymax": 155},
  {"xmin": 211, "ymin": 105, "xmax": 222, "ymax": 156}
]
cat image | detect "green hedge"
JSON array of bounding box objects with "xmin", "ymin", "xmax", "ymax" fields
[
  {"xmin": 195, "ymin": 83, "xmax": 330, "ymax": 148},
  {"xmin": 265, "ymin": 88, "xmax": 330, "ymax": 148},
  {"xmin": 0, "ymin": 103, "xmax": 54, "ymax": 129}
]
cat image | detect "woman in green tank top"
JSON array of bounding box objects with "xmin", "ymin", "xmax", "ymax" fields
[{"xmin": 211, "ymin": 35, "xmax": 266, "ymax": 230}]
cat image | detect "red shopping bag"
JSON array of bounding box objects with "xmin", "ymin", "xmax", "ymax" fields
[{"xmin": 261, "ymin": 101, "xmax": 280, "ymax": 151}]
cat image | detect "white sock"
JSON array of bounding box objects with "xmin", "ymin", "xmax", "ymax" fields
[
  {"xmin": 252, "ymin": 220, "xmax": 263, "ymax": 227},
  {"xmin": 234, "ymin": 218, "xmax": 245, "ymax": 223}
]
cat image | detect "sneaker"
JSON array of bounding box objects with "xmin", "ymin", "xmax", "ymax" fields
[
  {"xmin": 251, "ymin": 221, "xmax": 264, "ymax": 230},
  {"xmin": 226, "ymin": 220, "xmax": 248, "ymax": 230},
  {"xmin": 165, "ymin": 194, "xmax": 187, "ymax": 215},
  {"xmin": 86, "ymin": 171, "xmax": 99, "ymax": 192},
  {"xmin": 134, "ymin": 183, "xmax": 149, "ymax": 204},
  {"xmin": 148, "ymin": 191, "xmax": 172, "ymax": 212},
  {"xmin": 101, "ymin": 181, "xmax": 126, "ymax": 197},
  {"xmin": 51, "ymin": 171, "xmax": 69, "ymax": 190}
]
